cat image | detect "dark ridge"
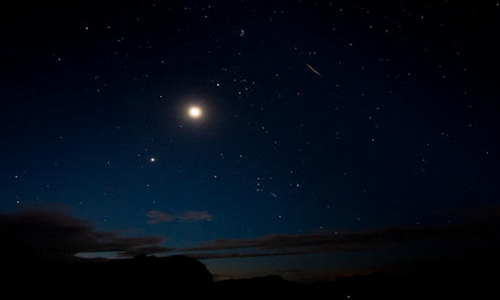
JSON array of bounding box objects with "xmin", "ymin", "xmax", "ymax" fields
[
  {"xmin": 3, "ymin": 254, "xmax": 213, "ymax": 296},
  {"xmin": 2, "ymin": 254, "xmax": 498, "ymax": 298},
  {"xmin": 210, "ymin": 257, "xmax": 499, "ymax": 298}
]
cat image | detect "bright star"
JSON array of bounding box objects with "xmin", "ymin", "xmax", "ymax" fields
[{"xmin": 188, "ymin": 106, "xmax": 202, "ymax": 118}]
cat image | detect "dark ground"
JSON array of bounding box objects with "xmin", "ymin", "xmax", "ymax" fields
[{"xmin": 3, "ymin": 254, "xmax": 497, "ymax": 299}]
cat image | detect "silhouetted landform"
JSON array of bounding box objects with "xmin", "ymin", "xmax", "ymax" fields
[
  {"xmin": 4, "ymin": 254, "xmax": 213, "ymax": 297},
  {"xmin": 212, "ymin": 260, "xmax": 498, "ymax": 299},
  {"xmin": 3, "ymin": 254, "xmax": 498, "ymax": 298}
]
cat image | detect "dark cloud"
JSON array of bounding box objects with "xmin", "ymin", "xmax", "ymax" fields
[
  {"xmin": 120, "ymin": 245, "xmax": 174, "ymax": 257},
  {"xmin": 190, "ymin": 250, "xmax": 310, "ymax": 260},
  {"xmin": 147, "ymin": 210, "xmax": 213, "ymax": 223},
  {"xmin": 2, "ymin": 206, "xmax": 498, "ymax": 263},
  {"xmin": 178, "ymin": 210, "xmax": 213, "ymax": 222},
  {"xmin": 182, "ymin": 215, "xmax": 500, "ymax": 258},
  {"xmin": 147, "ymin": 210, "xmax": 175, "ymax": 224},
  {"xmin": 0, "ymin": 208, "xmax": 164, "ymax": 261}
]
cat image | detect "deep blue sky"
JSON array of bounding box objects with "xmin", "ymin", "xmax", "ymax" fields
[{"xmin": 1, "ymin": 0, "xmax": 500, "ymax": 281}]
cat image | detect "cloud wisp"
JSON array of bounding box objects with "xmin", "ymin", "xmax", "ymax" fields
[
  {"xmin": 192, "ymin": 224, "xmax": 490, "ymax": 252},
  {"xmin": 182, "ymin": 213, "xmax": 500, "ymax": 259},
  {"xmin": 1, "ymin": 206, "xmax": 498, "ymax": 262},
  {"xmin": 0, "ymin": 208, "xmax": 167, "ymax": 261},
  {"xmin": 147, "ymin": 210, "xmax": 213, "ymax": 224}
]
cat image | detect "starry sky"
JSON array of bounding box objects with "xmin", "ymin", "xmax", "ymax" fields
[{"xmin": 1, "ymin": 0, "xmax": 500, "ymax": 282}]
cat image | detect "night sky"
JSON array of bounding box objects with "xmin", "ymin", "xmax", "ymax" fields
[{"xmin": 2, "ymin": 0, "xmax": 500, "ymax": 282}]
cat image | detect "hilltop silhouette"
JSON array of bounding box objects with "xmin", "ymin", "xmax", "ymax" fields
[
  {"xmin": 1, "ymin": 209, "xmax": 497, "ymax": 298},
  {"xmin": 1, "ymin": 252, "xmax": 498, "ymax": 298},
  {"xmin": 210, "ymin": 258, "xmax": 498, "ymax": 299}
]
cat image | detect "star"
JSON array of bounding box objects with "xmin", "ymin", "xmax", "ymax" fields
[{"xmin": 188, "ymin": 106, "xmax": 203, "ymax": 119}]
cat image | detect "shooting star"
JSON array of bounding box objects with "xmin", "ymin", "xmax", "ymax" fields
[{"xmin": 306, "ymin": 63, "xmax": 322, "ymax": 77}]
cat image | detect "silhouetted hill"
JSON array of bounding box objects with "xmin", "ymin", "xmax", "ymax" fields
[
  {"xmin": 213, "ymin": 274, "xmax": 298, "ymax": 289},
  {"xmin": 210, "ymin": 257, "xmax": 499, "ymax": 299},
  {"xmin": 3, "ymin": 254, "xmax": 213, "ymax": 297},
  {"xmin": 2, "ymin": 253, "xmax": 498, "ymax": 298}
]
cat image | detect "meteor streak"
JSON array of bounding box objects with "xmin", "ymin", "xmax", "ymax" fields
[{"xmin": 306, "ymin": 63, "xmax": 322, "ymax": 77}]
